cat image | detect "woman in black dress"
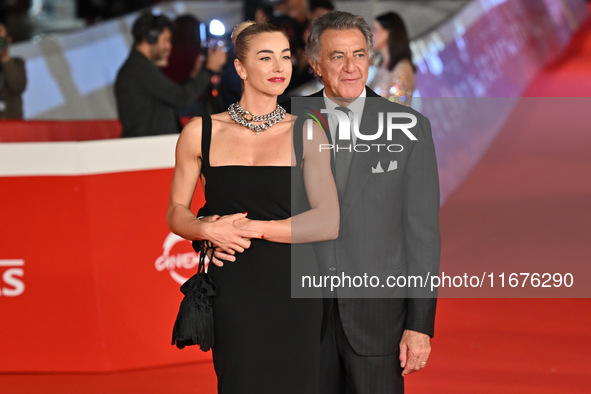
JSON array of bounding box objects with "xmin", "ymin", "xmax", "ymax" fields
[{"xmin": 167, "ymin": 22, "xmax": 339, "ymax": 393}]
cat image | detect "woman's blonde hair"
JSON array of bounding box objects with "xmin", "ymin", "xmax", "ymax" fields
[{"xmin": 231, "ymin": 21, "xmax": 288, "ymax": 62}]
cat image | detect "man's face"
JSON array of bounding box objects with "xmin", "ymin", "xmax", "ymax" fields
[
  {"xmin": 149, "ymin": 27, "xmax": 172, "ymax": 67},
  {"xmin": 310, "ymin": 28, "xmax": 369, "ymax": 99}
]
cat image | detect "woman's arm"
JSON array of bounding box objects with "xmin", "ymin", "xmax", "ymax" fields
[
  {"xmin": 293, "ymin": 122, "xmax": 340, "ymax": 242},
  {"xmin": 234, "ymin": 123, "xmax": 339, "ymax": 243},
  {"xmin": 166, "ymin": 117, "xmax": 261, "ymax": 257}
]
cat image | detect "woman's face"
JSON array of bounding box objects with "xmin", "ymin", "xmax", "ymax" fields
[
  {"xmin": 235, "ymin": 32, "xmax": 292, "ymax": 97},
  {"xmin": 372, "ymin": 20, "xmax": 388, "ymax": 52}
]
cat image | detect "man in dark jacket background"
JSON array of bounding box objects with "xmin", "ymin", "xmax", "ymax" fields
[{"xmin": 115, "ymin": 11, "xmax": 226, "ymax": 138}]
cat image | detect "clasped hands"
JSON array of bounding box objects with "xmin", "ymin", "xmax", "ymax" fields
[{"xmin": 200, "ymin": 212, "xmax": 263, "ymax": 267}]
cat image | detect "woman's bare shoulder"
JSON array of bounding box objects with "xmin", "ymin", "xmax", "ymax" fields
[
  {"xmin": 182, "ymin": 116, "xmax": 203, "ymax": 133},
  {"xmin": 176, "ymin": 117, "xmax": 204, "ymax": 155}
]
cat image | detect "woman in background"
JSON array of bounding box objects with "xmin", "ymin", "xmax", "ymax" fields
[{"xmin": 371, "ymin": 11, "xmax": 416, "ymax": 105}]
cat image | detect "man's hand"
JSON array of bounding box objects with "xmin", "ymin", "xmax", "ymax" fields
[{"xmin": 399, "ymin": 329, "xmax": 431, "ymax": 376}]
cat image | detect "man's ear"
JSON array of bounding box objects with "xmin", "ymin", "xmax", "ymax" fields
[{"xmin": 309, "ymin": 60, "xmax": 321, "ymax": 78}]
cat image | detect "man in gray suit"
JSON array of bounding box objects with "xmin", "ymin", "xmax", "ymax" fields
[{"xmin": 301, "ymin": 11, "xmax": 441, "ymax": 393}]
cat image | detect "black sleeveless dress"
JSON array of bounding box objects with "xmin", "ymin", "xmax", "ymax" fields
[{"xmin": 200, "ymin": 116, "xmax": 322, "ymax": 394}]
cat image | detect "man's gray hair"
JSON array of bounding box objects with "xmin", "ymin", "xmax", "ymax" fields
[{"xmin": 306, "ymin": 11, "xmax": 374, "ymax": 63}]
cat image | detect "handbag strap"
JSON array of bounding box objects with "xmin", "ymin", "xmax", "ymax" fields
[{"xmin": 198, "ymin": 241, "xmax": 215, "ymax": 274}]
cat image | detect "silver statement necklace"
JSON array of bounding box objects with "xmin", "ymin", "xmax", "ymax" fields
[{"xmin": 228, "ymin": 102, "xmax": 286, "ymax": 134}]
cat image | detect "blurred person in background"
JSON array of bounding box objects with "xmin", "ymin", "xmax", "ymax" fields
[
  {"xmin": 253, "ymin": 1, "xmax": 274, "ymax": 23},
  {"xmin": 0, "ymin": 0, "xmax": 31, "ymax": 42},
  {"xmin": 308, "ymin": 0, "xmax": 334, "ymax": 22},
  {"xmin": 270, "ymin": 0, "xmax": 310, "ymax": 92},
  {"xmin": 284, "ymin": 0, "xmax": 334, "ymax": 98},
  {"xmin": 299, "ymin": 0, "xmax": 334, "ymax": 77},
  {"xmin": 0, "ymin": 21, "xmax": 27, "ymax": 119},
  {"xmin": 161, "ymin": 14, "xmax": 208, "ymax": 117},
  {"xmin": 162, "ymin": 14, "xmax": 202, "ymax": 85},
  {"xmin": 302, "ymin": 0, "xmax": 334, "ymax": 52},
  {"xmin": 370, "ymin": 11, "xmax": 416, "ymax": 106},
  {"xmin": 115, "ymin": 10, "xmax": 227, "ymax": 138}
]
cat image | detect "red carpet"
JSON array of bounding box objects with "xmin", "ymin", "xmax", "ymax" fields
[
  {"xmin": 406, "ymin": 11, "xmax": 591, "ymax": 393},
  {"xmin": 522, "ymin": 11, "xmax": 591, "ymax": 98},
  {"xmin": 0, "ymin": 362, "xmax": 216, "ymax": 393},
  {"xmin": 2, "ymin": 10, "xmax": 591, "ymax": 394}
]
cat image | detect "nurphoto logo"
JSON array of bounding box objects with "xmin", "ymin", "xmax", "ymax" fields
[{"xmin": 302, "ymin": 107, "xmax": 418, "ymax": 153}]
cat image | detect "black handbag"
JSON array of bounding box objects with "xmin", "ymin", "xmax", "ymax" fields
[{"xmin": 171, "ymin": 240, "xmax": 217, "ymax": 351}]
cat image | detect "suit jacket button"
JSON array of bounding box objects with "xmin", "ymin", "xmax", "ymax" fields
[{"xmin": 329, "ymin": 267, "xmax": 336, "ymax": 271}]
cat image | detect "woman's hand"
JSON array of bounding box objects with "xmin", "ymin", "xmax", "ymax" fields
[
  {"xmin": 203, "ymin": 213, "xmax": 262, "ymax": 266},
  {"xmin": 199, "ymin": 215, "xmax": 232, "ymax": 267},
  {"xmin": 232, "ymin": 216, "xmax": 262, "ymax": 233}
]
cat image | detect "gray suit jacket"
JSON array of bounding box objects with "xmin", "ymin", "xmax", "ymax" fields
[{"xmin": 294, "ymin": 88, "xmax": 440, "ymax": 356}]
